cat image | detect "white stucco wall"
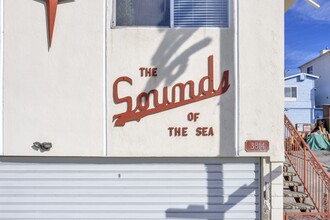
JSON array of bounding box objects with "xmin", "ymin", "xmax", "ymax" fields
[
  {"xmin": 107, "ymin": 0, "xmax": 284, "ymax": 159},
  {"xmin": 107, "ymin": 7, "xmax": 236, "ymax": 156},
  {"xmin": 0, "ymin": 0, "xmax": 3, "ymax": 156},
  {"xmin": 2, "ymin": 0, "xmax": 105, "ymax": 156},
  {"xmin": 1, "ymin": 0, "xmax": 284, "ymax": 159},
  {"xmin": 237, "ymin": 0, "xmax": 284, "ymax": 161}
]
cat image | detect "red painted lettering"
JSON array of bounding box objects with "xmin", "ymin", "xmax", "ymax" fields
[
  {"xmin": 187, "ymin": 112, "xmax": 200, "ymax": 122},
  {"xmin": 168, "ymin": 127, "xmax": 188, "ymax": 136},
  {"xmin": 113, "ymin": 56, "xmax": 230, "ymax": 126},
  {"xmin": 152, "ymin": 68, "xmax": 158, "ymax": 77},
  {"xmin": 139, "ymin": 67, "xmax": 145, "ymax": 77},
  {"xmin": 168, "ymin": 127, "xmax": 174, "ymax": 136},
  {"xmin": 140, "ymin": 67, "xmax": 158, "ymax": 77},
  {"xmin": 209, "ymin": 127, "xmax": 214, "ymax": 136},
  {"xmin": 113, "ymin": 77, "xmax": 133, "ymax": 113},
  {"xmin": 182, "ymin": 127, "xmax": 188, "ymax": 136},
  {"xmin": 196, "ymin": 127, "xmax": 214, "ymax": 136}
]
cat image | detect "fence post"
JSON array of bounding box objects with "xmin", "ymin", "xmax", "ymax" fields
[{"xmin": 304, "ymin": 143, "xmax": 307, "ymax": 193}]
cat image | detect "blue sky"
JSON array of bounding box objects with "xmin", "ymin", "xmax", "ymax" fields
[{"xmin": 285, "ymin": 0, "xmax": 330, "ymax": 75}]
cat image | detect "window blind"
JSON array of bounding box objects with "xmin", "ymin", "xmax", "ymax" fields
[
  {"xmin": 285, "ymin": 87, "xmax": 297, "ymax": 98},
  {"xmin": 174, "ymin": 0, "xmax": 229, "ymax": 27}
]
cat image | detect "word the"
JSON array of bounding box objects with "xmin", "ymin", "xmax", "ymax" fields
[{"xmin": 140, "ymin": 67, "xmax": 157, "ymax": 77}]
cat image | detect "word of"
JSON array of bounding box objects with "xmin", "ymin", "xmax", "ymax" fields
[{"xmin": 187, "ymin": 112, "xmax": 200, "ymax": 122}]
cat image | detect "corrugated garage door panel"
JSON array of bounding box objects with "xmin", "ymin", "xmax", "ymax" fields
[{"xmin": 0, "ymin": 158, "xmax": 260, "ymax": 219}]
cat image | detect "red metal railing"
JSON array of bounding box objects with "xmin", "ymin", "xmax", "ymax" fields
[
  {"xmin": 284, "ymin": 114, "xmax": 330, "ymax": 214},
  {"xmin": 284, "ymin": 212, "xmax": 330, "ymax": 220}
]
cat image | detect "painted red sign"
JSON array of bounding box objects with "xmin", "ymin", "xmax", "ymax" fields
[
  {"xmin": 112, "ymin": 55, "xmax": 230, "ymax": 126},
  {"xmin": 45, "ymin": 0, "xmax": 59, "ymax": 47},
  {"xmin": 40, "ymin": 0, "xmax": 73, "ymax": 47},
  {"xmin": 245, "ymin": 140, "xmax": 269, "ymax": 152}
]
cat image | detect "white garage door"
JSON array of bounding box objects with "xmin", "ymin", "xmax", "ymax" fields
[{"xmin": 0, "ymin": 157, "xmax": 260, "ymax": 219}]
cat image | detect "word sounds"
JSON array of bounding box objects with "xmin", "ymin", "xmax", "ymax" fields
[{"xmin": 113, "ymin": 55, "xmax": 230, "ymax": 126}]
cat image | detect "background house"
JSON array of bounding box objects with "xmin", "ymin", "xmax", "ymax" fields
[
  {"xmin": 299, "ymin": 49, "xmax": 330, "ymax": 107},
  {"xmin": 284, "ymin": 73, "xmax": 319, "ymax": 126},
  {"xmin": 299, "ymin": 49, "xmax": 330, "ymax": 131}
]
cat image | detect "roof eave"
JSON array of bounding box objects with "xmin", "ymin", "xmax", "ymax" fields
[
  {"xmin": 284, "ymin": 73, "xmax": 319, "ymax": 80},
  {"xmin": 298, "ymin": 51, "xmax": 330, "ymax": 69}
]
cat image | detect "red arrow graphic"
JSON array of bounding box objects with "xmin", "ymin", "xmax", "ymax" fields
[{"xmin": 46, "ymin": 0, "xmax": 58, "ymax": 47}]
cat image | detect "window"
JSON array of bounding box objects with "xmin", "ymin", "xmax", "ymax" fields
[
  {"xmin": 116, "ymin": 0, "xmax": 170, "ymax": 26},
  {"xmin": 114, "ymin": 0, "xmax": 229, "ymax": 28},
  {"xmin": 285, "ymin": 87, "xmax": 297, "ymax": 101},
  {"xmin": 174, "ymin": 0, "xmax": 229, "ymax": 27},
  {"xmin": 307, "ymin": 66, "xmax": 313, "ymax": 74}
]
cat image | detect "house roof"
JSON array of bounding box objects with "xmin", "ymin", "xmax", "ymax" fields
[
  {"xmin": 298, "ymin": 50, "xmax": 330, "ymax": 68},
  {"xmin": 284, "ymin": 73, "xmax": 319, "ymax": 80},
  {"xmin": 285, "ymin": 0, "xmax": 296, "ymax": 11}
]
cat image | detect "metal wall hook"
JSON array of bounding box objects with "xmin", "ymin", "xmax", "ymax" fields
[
  {"xmin": 32, "ymin": 142, "xmax": 52, "ymax": 152},
  {"xmin": 41, "ymin": 142, "xmax": 52, "ymax": 150},
  {"xmin": 32, "ymin": 142, "xmax": 42, "ymax": 150}
]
